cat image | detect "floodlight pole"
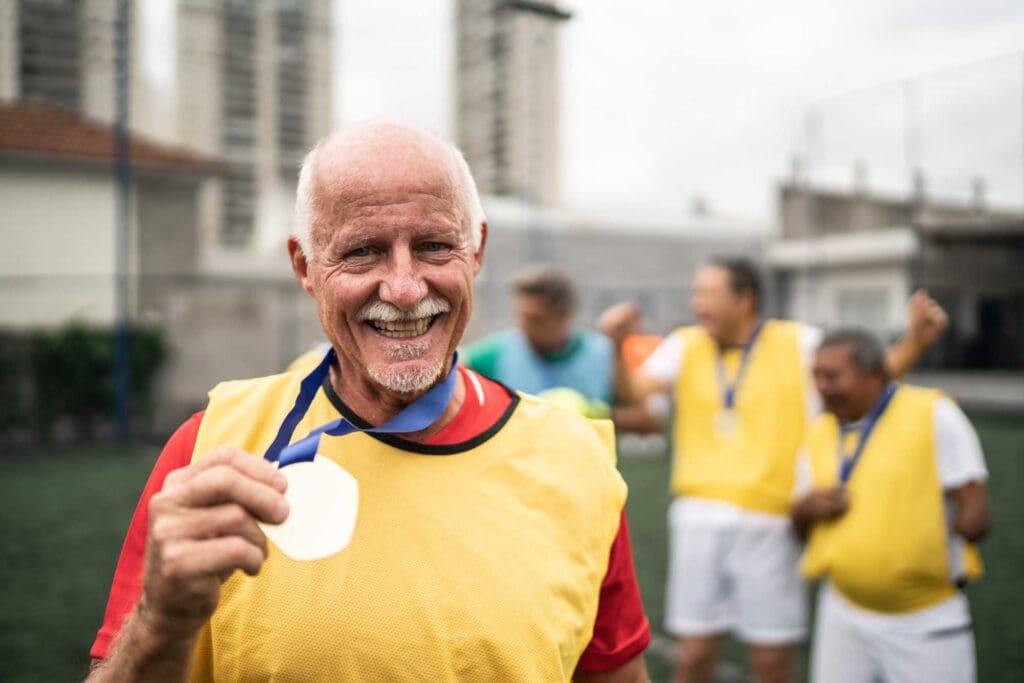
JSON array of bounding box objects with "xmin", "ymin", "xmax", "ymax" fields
[{"xmin": 113, "ymin": 0, "xmax": 131, "ymax": 441}]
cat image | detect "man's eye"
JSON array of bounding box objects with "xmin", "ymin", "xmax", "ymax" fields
[
  {"xmin": 346, "ymin": 247, "xmax": 372, "ymax": 258},
  {"xmin": 421, "ymin": 242, "xmax": 449, "ymax": 253}
]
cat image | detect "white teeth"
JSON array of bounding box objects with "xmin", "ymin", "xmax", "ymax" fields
[{"xmin": 369, "ymin": 316, "xmax": 434, "ymax": 338}]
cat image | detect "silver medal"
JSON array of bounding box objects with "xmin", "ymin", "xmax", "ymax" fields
[{"xmin": 714, "ymin": 408, "xmax": 740, "ymax": 436}]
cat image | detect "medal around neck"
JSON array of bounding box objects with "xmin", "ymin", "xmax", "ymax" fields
[
  {"xmin": 714, "ymin": 408, "xmax": 740, "ymax": 436},
  {"xmin": 260, "ymin": 348, "xmax": 459, "ymax": 562},
  {"xmin": 713, "ymin": 321, "xmax": 763, "ymax": 439},
  {"xmin": 260, "ymin": 456, "xmax": 358, "ymax": 561}
]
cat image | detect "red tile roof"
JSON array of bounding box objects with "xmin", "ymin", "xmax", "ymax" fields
[{"xmin": 0, "ymin": 100, "xmax": 222, "ymax": 172}]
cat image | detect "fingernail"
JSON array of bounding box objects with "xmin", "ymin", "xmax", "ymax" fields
[
  {"xmin": 274, "ymin": 473, "xmax": 288, "ymax": 491},
  {"xmin": 275, "ymin": 498, "xmax": 290, "ymax": 520}
]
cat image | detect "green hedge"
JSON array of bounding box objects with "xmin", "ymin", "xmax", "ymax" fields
[
  {"xmin": 0, "ymin": 323, "xmax": 167, "ymax": 440},
  {"xmin": 0, "ymin": 333, "xmax": 29, "ymax": 432}
]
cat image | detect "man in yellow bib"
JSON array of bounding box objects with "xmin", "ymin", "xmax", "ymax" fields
[
  {"xmin": 600, "ymin": 259, "xmax": 948, "ymax": 683},
  {"xmin": 87, "ymin": 122, "xmax": 650, "ymax": 682},
  {"xmin": 793, "ymin": 329, "xmax": 991, "ymax": 683}
]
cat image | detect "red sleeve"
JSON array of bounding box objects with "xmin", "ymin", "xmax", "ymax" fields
[
  {"xmin": 577, "ymin": 509, "xmax": 652, "ymax": 673},
  {"xmin": 89, "ymin": 411, "xmax": 205, "ymax": 660}
]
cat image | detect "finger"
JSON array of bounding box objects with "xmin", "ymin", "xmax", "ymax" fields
[
  {"xmin": 163, "ymin": 536, "xmax": 268, "ymax": 580},
  {"xmin": 808, "ymin": 492, "xmax": 837, "ymax": 515},
  {"xmin": 909, "ymin": 290, "xmax": 930, "ymax": 317},
  {"xmin": 824, "ymin": 505, "xmax": 848, "ymax": 519},
  {"xmin": 158, "ymin": 503, "xmax": 269, "ymax": 552},
  {"xmin": 927, "ymin": 303, "xmax": 948, "ymax": 324},
  {"xmin": 182, "ymin": 447, "xmax": 288, "ymax": 493},
  {"xmin": 816, "ymin": 488, "xmax": 846, "ymax": 508},
  {"xmin": 175, "ymin": 465, "xmax": 290, "ymax": 524}
]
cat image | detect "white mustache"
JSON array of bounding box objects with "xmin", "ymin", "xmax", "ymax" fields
[{"xmin": 356, "ymin": 297, "xmax": 451, "ymax": 322}]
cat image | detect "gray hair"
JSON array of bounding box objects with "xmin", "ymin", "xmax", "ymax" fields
[
  {"xmin": 818, "ymin": 328, "xmax": 889, "ymax": 378},
  {"xmin": 292, "ymin": 122, "xmax": 486, "ymax": 257},
  {"xmin": 511, "ymin": 264, "xmax": 579, "ymax": 316}
]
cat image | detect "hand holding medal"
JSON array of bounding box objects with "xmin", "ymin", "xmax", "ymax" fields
[{"xmin": 140, "ymin": 447, "xmax": 291, "ymax": 639}]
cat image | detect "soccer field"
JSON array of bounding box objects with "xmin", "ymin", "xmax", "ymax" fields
[
  {"xmin": 618, "ymin": 413, "xmax": 1024, "ymax": 682},
  {"xmin": 0, "ymin": 414, "xmax": 1020, "ymax": 682}
]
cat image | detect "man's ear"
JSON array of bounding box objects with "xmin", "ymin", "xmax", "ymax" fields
[
  {"xmin": 288, "ymin": 236, "xmax": 316, "ymax": 297},
  {"xmin": 472, "ymin": 221, "xmax": 488, "ymax": 275}
]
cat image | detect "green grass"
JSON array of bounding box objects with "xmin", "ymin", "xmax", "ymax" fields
[
  {"xmin": 962, "ymin": 415, "xmax": 1024, "ymax": 682},
  {"xmin": 0, "ymin": 444, "xmax": 158, "ymax": 683},
  {"xmin": 619, "ymin": 413, "xmax": 1024, "ymax": 682},
  {"xmin": 0, "ymin": 414, "xmax": 1020, "ymax": 682}
]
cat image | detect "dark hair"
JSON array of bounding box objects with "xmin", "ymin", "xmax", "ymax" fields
[
  {"xmin": 707, "ymin": 256, "xmax": 761, "ymax": 312},
  {"xmin": 819, "ymin": 328, "xmax": 889, "ymax": 379},
  {"xmin": 511, "ymin": 264, "xmax": 578, "ymax": 315}
]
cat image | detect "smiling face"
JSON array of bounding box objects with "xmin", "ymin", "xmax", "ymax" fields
[
  {"xmin": 812, "ymin": 343, "xmax": 885, "ymax": 422},
  {"xmin": 289, "ymin": 124, "xmax": 485, "ymax": 400}
]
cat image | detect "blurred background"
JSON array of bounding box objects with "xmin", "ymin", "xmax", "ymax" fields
[{"xmin": 0, "ymin": 1, "xmax": 1021, "ymax": 681}]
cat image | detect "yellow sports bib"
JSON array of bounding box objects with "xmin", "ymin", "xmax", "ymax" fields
[
  {"xmin": 800, "ymin": 385, "xmax": 983, "ymax": 613},
  {"xmin": 672, "ymin": 320, "xmax": 807, "ymax": 515},
  {"xmin": 186, "ymin": 371, "xmax": 626, "ymax": 682}
]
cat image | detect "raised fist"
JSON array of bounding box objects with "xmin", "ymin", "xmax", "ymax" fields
[
  {"xmin": 598, "ymin": 301, "xmax": 643, "ymax": 347},
  {"xmin": 906, "ymin": 289, "xmax": 948, "ymax": 349}
]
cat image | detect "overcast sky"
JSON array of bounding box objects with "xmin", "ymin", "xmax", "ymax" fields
[{"xmin": 336, "ymin": 0, "xmax": 1024, "ymax": 224}]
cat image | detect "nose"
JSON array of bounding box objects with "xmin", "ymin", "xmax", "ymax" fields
[{"xmin": 378, "ymin": 247, "xmax": 428, "ymax": 310}]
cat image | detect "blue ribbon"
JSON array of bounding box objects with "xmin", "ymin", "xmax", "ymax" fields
[
  {"xmin": 838, "ymin": 382, "xmax": 899, "ymax": 484},
  {"xmin": 717, "ymin": 321, "xmax": 765, "ymax": 410},
  {"xmin": 263, "ymin": 348, "xmax": 459, "ymax": 468}
]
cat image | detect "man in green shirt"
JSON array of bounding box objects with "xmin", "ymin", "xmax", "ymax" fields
[{"xmin": 462, "ymin": 265, "xmax": 615, "ymax": 417}]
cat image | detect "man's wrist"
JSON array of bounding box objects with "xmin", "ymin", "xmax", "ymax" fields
[
  {"xmin": 903, "ymin": 330, "xmax": 930, "ymax": 352},
  {"xmin": 792, "ymin": 499, "xmax": 811, "ymax": 523},
  {"xmin": 92, "ymin": 600, "xmax": 199, "ymax": 683},
  {"xmin": 132, "ymin": 598, "xmax": 202, "ymax": 653}
]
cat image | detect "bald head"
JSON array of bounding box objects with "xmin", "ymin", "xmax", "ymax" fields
[{"xmin": 294, "ymin": 121, "xmax": 485, "ymax": 257}]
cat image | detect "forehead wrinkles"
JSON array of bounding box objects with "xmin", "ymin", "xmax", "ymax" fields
[
  {"xmin": 309, "ymin": 153, "xmax": 462, "ymax": 242},
  {"xmin": 313, "ymin": 194, "xmax": 463, "ymax": 251}
]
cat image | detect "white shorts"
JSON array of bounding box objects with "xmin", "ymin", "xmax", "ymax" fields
[
  {"xmin": 664, "ymin": 497, "xmax": 807, "ymax": 645},
  {"xmin": 811, "ymin": 583, "xmax": 976, "ymax": 683}
]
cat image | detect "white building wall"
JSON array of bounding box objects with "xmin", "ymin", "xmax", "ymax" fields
[
  {"xmin": 455, "ymin": 0, "xmax": 566, "ymax": 207},
  {"xmin": 304, "ymin": 0, "xmax": 333, "ymax": 143},
  {"xmin": 134, "ymin": 0, "xmax": 178, "ymax": 144},
  {"xmin": 175, "ymin": 0, "xmax": 222, "ymax": 154},
  {"xmin": 80, "ymin": 0, "xmax": 117, "ymax": 124},
  {"xmin": 0, "ymin": 0, "xmax": 17, "ymax": 101},
  {"xmin": 0, "ymin": 165, "xmax": 117, "ymax": 325},
  {"xmin": 253, "ymin": 3, "xmax": 282, "ymax": 253},
  {"xmin": 784, "ymin": 263, "xmax": 910, "ymax": 336}
]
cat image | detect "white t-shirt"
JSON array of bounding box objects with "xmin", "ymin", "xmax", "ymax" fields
[{"xmin": 802, "ymin": 397, "xmax": 988, "ymax": 632}]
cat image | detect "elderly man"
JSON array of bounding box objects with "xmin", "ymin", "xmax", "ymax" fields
[
  {"xmin": 794, "ymin": 329, "xmax": 990, "ymax": 683},
  {"xmin": 599, "ymin": 257, "xmax": 948, "ymax": 683},
  {"xmin": 87, "ymin": 122, "xmax": 650, "ymax": 682}
]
